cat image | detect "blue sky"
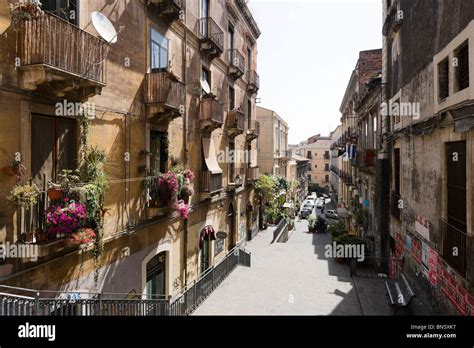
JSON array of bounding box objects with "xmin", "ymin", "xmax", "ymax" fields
[{"xmin": 249, "ymin": 0, "xmax": 382, "ymax": 144}]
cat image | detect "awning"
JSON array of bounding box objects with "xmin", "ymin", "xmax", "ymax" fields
[
  {"xmin": 199, "ymin": 225, "xmax": 217, "ymax": 249},
  {"xmin": 202, "ymin": 137, "xmax": 222, "ymax": 174}
]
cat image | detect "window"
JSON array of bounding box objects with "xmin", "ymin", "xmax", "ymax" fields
[
  {"xmin": 247, "ymin": 47, "xmax": 252, "ymax": 72},
  {"xmin": 325, "ymin": 163, "xmax": 330, "ymax": 171},
  {"xmin": 455, "ymin": 41, "xmax": 469, "ymax": 92},
  {"xmin": 438, "ymin": 58, "xmax": 449, "ymax": 100},
  {"xmin": 31, "ymin": 115, "xmax": 77, "ymax": 186},
  {"xmin": 150, "ymin": 130, "xmax": 168, "ymax": 175},
  {"xmin": 202, "ymin": 67, "xmax": 211, "ymax": 91},
  {"xmin": 307, "ymin": 151, "xmax": 312, "ymax": 159},
  {"xmin": 325, "ymin": 175, "xmax": 329, "ymax": 183},
  {"xmin": 228, "ymin": 140, "xmax": 235, "ymax": 183},
  {"xmin": 247, "ymin": 99, "xmax": 252, "ymax": 128},
  {"xmin": 373, "ymin": 115, "xmax": 377, "ymax": 149},
  {"xmin": 308, "ymin": 174, "xmax": 311, "ymax": 182},
  {"xmin": 41, "ymin": 0, "xmax": 78, "ymax": 25},
  {"xmin": 228, "ymin": 23, "xmax": 234, "ymax": 50},
  {"xmin": 151, "ymin": 29, "xmax": 169, "ymax": 71},
  {"xmin": 228, "ymin": 86, "xmax": 235, "ymax": 111},
  {"xmin": 394, "ymin": 148, "xmax": 400, "ymax": 195},
  {"xmin": 146, "ymin": 252, "xmax": 166, "ymax": 298}
]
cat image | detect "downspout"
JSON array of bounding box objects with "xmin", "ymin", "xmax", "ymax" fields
[{"xmin": 182, "ymin": 19, "xmax": 188, "ymax": 289}]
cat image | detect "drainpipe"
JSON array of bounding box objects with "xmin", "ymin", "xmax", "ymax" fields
[{"xmin": 182, "ymin": 20, "xmax": 188, "ymax": 289}]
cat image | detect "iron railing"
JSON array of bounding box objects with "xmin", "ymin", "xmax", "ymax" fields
[
  {"xmin": 227, "ymin": 49, "xmax": 245, "ymax": 77},
  {"xmin": 350, "ymin": 257, "xmax": 400, "ymax": 279},
  {"xmin": 227, "ymin": 108, "xmax": 245, "ymax": 134},
  {"xmin": 246, "ymin": 120, "xmax": 260, "ymax": 140},
  {"xmin": 147, "ymin": 0, "xmax": 185, "ymax": 17},
  {"xmin": 247, "ymin": 70, "xmax": 260, "ymax": 92},
  {"xmin": 0, "ymin": 247, "xmax": 251, "ymax": 316},
  {"xmin": 200, "ymin": 171, "xmax": 223, "ymax": 193},
  {"xmin": 20, "ymin": 11, "xmax": 106, "ymax": 84},
  {"xmin": 439, "ymin": 219, "xmax": 472, "ymax": 280},
  {"xmin": 197, "ymin": 17, "xmax": 224, "ymax": 54},
  {"xmin": 144, "ymin": 72, "xmax": 185, "ymax": 111},
  {"xmin": 200, "ymin": 97, "xmax": 224, "ymax": 130},
  {"xmin": 228, "ymin": 167, "xmax": 245, "ymax": 186},
  {"xmin": 246, "ymin": 166, "xmax": 259, "ymax": 181}
]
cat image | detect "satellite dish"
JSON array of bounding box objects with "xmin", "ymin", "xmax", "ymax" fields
[
  {"xmin": 91, "ymin": 11, "xmax": 118, "ymax": 44},
  {"xmin": 200, "ymin": 79, "xmax": 211, "ymax": 94}
]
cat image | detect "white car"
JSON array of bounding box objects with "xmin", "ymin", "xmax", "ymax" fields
[
  {"xmin": 325, "ymin": 210, "xmax": 338, "ymax": 219},
  {"xmin": 306, "ymin": 196, "xmax": 317, "ymax": 204}
]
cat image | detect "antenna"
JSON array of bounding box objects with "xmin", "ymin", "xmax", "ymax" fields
[{"xmin": 91, "ymin": 11, "xmax": 118, "ymax": 44}]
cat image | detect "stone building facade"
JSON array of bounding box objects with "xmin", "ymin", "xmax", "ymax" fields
[
  {"xmin": 256, "ymin": 106, "xmax": 290, "ymax": 177},
  {"xmin": 0, "ymin": 0, "xmax": 260, "ymax": 299}
]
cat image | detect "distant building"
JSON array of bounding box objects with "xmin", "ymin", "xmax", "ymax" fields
[
  {"xmin": 256, "ymin": 106, "xmax": 290, "ymax": 177},
  {"xmin": 293, "ymin": 135, "xmax": 331, "ymax": 192}
]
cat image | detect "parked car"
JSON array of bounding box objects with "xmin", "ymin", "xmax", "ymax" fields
[
  {"xmin": 325, "ymin": 210, "xmax": 338, "ymax": 220},
  {"xmin": 300, "ymin": 203, "xmax": 314, "ymax": 218},
  {"xmin": 306, "ymin": 196, "xmax": 317, "ymax": 204}
]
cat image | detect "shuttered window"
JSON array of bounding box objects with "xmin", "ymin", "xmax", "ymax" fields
[{"xmin": 31, "ymin": 114, "xmax": 77, "ymax": 186}]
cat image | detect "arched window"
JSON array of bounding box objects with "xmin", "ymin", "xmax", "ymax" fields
[{"xmin": 146, "ymin": 252, "xmax": 166, "ymax": 299}]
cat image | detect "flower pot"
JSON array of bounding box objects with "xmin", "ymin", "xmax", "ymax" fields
[{"xmin": 47, "ymin": 188, "xmax": 63, "ymax": 200}]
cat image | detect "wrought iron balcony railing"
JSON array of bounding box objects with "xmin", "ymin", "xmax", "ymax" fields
[
  {"xmin": 197, "ymin": 17, "xmax": 224, "ymax": 59},
  {"xmin": 147, "ymin": 0, "xmax": 185, "ymax": 21},
  {"xmin": 227, "ymin": 108, "xmax": 245, "ymax": 137},
  {"xmin": 246, "ymin": 166, "xmax": 259, "ymax": 182},
  {"xmin": 200, "ymin": 97, "xmax": 224, "ymax": 132},
  {"xmin": 247, "ymin": 70, "xmax": 260, "ymax": 93},
  {"xmin": 382, "ymin": 0, "xmax": 401, "ymax": 36},
  {"xmin": 246, "ymin": 120, "xmax": 260, "ymax": 141},
  {"xmin": 227, "ymin": 49, "xmax": 245, "ymax": 78},
  {"xmin": 19, "ymin": 11, "xmax": 106, "ymax": 96},
  {"xmin": 144, "ymin": 72, "xmax": 185, "ymax": 119}
]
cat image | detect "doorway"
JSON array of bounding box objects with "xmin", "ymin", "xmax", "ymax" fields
[{"xmin": 146, "ymin": 252, "xmax": 166, "ymax": 299}]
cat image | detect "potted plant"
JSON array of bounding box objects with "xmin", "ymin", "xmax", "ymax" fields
[
  {"xmin": 70, "ymin": 228, "xmax": 96, "ymax": 246},
  {"xmin": 287, "ymin": 218, "xmax": 295, "ymax": 231},
  {"xmin": 307, "ymin": 215, "xmax": 316, "ymax": 232},
  {"xmin": 45, "ymin": 198, "xmax": 87, "ymax": 239},
  {"xmin": 10, "ymin": 0, "xmax": 43, "ymax": 27},
  {"xmin": 47, "ymin": 181, "xmax": 63, "ymax": 200},
  {"xmin": 7, "ymin": 181, "xmax": 39, "ymax": 208},
  {"xmin": 315, "ymin": 217, "xmax": 327, "ymax": 233}
]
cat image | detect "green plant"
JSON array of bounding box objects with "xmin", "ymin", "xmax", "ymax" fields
[
  {"xmin": 7, "ymin": 181, "xmax": 39, "ymax": 208},
  {"xmin": 315, "ymin": 217, "xmax": 327, "ymax": 233},
  {"xmin": 328, "ymin": 221, "xmax": 346, "ymax": 238},
  {"xmin": 57, "ymin": 169, "xmax": 81, "ymax": 189},
  {"xmin": 307, "ymin": 215, "xmax": 317, "ymax": 230}
]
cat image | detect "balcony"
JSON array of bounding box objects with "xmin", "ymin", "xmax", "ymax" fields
[
  {"xmin": 197, "ymin": 17, "xmax": 224, "ymax": 59},
  {"xmin": 144, "ymin": 72, "xmax": 185, "ymax": 120},
  {"xmin": 227, "ymin": 108, "xmax": 245, "ymax": 137},
  {"xmin": 382, "ymin": 0, "xmax": 401, "ymax": 36},
  {"xmin": 200, "ymin": 96, "xmax": 224, "ymax": 132},
  {"xmin": 227, "ymin": 49, "xmax": 245, "ymax": 79},
  {"xmin": 439, "ymin": 219, "xmax": 473, "ymax": 281},
  {"xmin": 146, "ymin": 0, "xmax": 185, "ymax": 22},
  {"xmin": 246, "ymin": 166, "xmax": 259, "ymax": 182},
  {"xmin": 246, "ymin": 120, "xmax": 260, "ymax": 141},
  {"xmin": 355, "ymin": 148, "xmax": 376, "ymax": 169},
  {"xmin": 200, "ymin": 171, "xmax": 223, "ymax": 193},
  {"xmin": 227, "ymin": 167, "xmax": 245, "ymax": 190},
  {"xmin": 390, "ymin": 191, "xmax": 401, "ymax": 221},
  {"xmin": 247, "ymin": 70, "xmax": 260, "ymax": 94},
  {"xmin": 18, "ymin": 11, "xmax": 106, "ymax": 99}
]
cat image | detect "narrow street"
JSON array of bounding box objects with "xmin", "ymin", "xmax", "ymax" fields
[{"xmin": 193, "ymin": 218, "xmax": 393, "ymax": 315}]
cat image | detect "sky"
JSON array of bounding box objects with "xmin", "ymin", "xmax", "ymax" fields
[{"xmin": 248, "ymin": 0, "xmax": 382, "ymax": 144}]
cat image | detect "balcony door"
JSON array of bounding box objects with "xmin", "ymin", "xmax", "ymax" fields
[
  {"xmin": 227, "ymin": 203, "xmax": 235, "ymax": 251},
  {"xmin": 41, "ymin": 0, "xmax": 78, "ymax": 25},
  {"xmin": 31, "ymin": 114, "xmax": 77, "ymax": 187},
  {"xmin": 150, "ymin": 29, "xmax": 169, "ymax": 72}
]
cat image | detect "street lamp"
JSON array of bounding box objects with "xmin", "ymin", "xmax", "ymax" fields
[{"xmin": 234, "ymin": 174, "xmax": 242, "ymax": 186}]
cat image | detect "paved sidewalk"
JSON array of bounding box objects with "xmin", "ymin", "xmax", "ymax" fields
[{"xmin": 193, "ymin": 219, "xmax": 366, "ymax": 315}]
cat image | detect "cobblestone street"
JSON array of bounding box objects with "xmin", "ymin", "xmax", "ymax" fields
[{"xmin": 193, "ymin": 219, "xmax": 395, "ymax": 315}]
